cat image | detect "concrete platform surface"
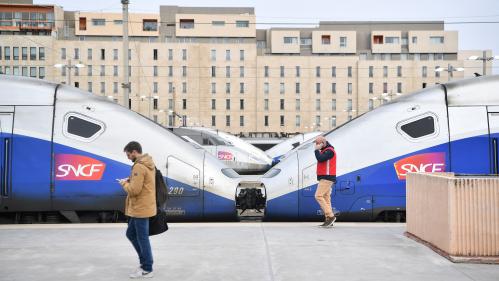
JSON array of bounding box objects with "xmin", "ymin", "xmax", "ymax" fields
[{"xmin": 0, "ymin": 223, "xmax": 498, "ymax": 281}]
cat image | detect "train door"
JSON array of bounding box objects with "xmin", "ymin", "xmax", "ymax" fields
[
  {"xmin": 448, "ymin": 107, "xmax": 490, "ymax": 174},
  {"xmin": 166, "ymin": 156, "xmax": 203, "ymax": 220},
  {"xmin": 0, "ymin": 112, "xmax": 13, "ymax": 208},
  {"xmin": 488, "ymin": 110, "xmax": 499, "ymax": 173}
]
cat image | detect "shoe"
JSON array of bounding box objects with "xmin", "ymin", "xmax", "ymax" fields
[
  {"xmin": 129, "ymin": 269, "xmax": 154, "ymax": 279},
  {"xmin": 318, "ymin": 217, "xmax": 328, "ymax": 227},
  {"xmin": 321, "ymin": 216, "xmax": 336, "ymax": 228}
]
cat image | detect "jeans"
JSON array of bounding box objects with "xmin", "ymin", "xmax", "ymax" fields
[{"xmin": 126, "ymin": 217, "xmax": 153, "ymax": 272}]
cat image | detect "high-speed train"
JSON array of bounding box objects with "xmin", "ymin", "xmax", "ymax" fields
[
  {"xmin": 168, "ymin": 127, "xmax": 272, "ymax": 174},
  {"xmin": 0, "ymin": 76, "xmax": 242, "ymax": 223},
  {"xmin": 265, "ymin": 131, "xmax": 323, "ymax": 162},
  {"xmin": 246, "ymin": 75, "xmax": 499, "ymax": 222}
]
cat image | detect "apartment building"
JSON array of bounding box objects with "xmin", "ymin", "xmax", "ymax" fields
[{"xmin": 0, "ymin": 1, "xmax": 493, "ymax": 135}]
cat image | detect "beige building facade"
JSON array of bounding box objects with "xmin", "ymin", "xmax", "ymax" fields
[{"xmin": 0, "ymin": 2, "xmax": 494, "ymax": 136}]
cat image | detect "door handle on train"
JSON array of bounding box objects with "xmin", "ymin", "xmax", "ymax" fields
[{"xmin": 288, "ymin": 177, "xmax": 293, "ymax": 185}]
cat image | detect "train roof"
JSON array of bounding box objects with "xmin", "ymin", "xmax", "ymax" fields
[{"xmin": 0, "ymin": 75, "xmax": 57, "ymax": 106}]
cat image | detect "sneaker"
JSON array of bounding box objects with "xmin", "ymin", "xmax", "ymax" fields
[
  {"xmin": 129, "ymin": 269, "xmax": 154, "ymax": 279},
  {"xmin": 321, "ymin": 216, "xmax": 336, "ymax": 228},
  {"xmin": 325, "ymin": 216, "xmax": 337, "ymax": 227},
  {"xmin": 318, "ymin": 217, "xmax": 328, "ymax": 227}
]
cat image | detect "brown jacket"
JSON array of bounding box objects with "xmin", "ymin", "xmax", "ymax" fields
[{"xmin": 121, "ymin": 154, "xmax": 157, "ymax": 218}]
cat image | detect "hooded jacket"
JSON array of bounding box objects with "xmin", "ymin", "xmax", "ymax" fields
[{"xmin": 121, "ymin": 154, "xmax": 157, "ymax": 218}]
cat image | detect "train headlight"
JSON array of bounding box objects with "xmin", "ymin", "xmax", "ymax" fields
[
  {"xmin": 221, "ymin": 168, "xmax": 241, "ymax": 178},
  {"xmin": 262, "ymin": 168, "xmax": 281, "ymax": 178}
]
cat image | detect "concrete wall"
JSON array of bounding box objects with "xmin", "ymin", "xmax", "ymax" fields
[{"xmin": 407, "ymin": 173, "xmax": 499, "ymax": 257}]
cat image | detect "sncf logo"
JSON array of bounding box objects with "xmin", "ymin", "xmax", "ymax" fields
[
  {"xmin": 394, "ymin": 152, "xmax": 446, "ymax": 180},
  {"xmin": 55, "ymin": 154, "xmax": 106, "ymax": 181},
  {"xmin": 218, "ymin": 151, "xmax": 234, "ymax": 161}
]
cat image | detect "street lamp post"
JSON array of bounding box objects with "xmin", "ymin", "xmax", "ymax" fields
[
  {"xmin": 54, "ymin": 60, "xmax": 85, "ymax": 86},
  {"xmin": 468, "ymin": 51, "xmax": 499, "ymax": 76},
  {"xmin": 435, "ymin": 64, "xmax": 464, "ymax": 81},
  {"xmin": 169, "ymin": 110, "xmax": 185, "ymax": 127}
]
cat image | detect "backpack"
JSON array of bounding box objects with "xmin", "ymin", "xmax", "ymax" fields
[{"xmin": 155, "ymin": 167, "xmax": 169, "ymax": 208}]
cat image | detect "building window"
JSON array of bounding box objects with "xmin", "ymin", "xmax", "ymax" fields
[
  {"xmin": 226, "ymin": 83, "xmax": 231, "ymax": 94},
  {"xmin": 280, "ymin": 66, "xmax": 285, "ymax": 77},
  {"xmin": 211, "ymin": 82, "xmax": 216, "ymax": 94},
  {"xmin": 295, "ymin": 83, "xmax": 300, "ymax": 94},
  {"xmin": 295, "ymin": 115, "xmax": 301, "ymax": 127},
  {"xmin": 331, "ymin": 116, "xmax": 336, "ymax": 127},
  {"xmin": 87, "ymin": 65, "xmax": 92, "ymax": 76},
  {"xmin": 180, "ymin": 19, "xmax": 194, "ymax": 29},
  {"xmin": 39, "ymin": 67, "xmax": 45, "ymax": 79},
  {"xmin": 264, "ymin": 66, "xmax": 269, "ymax": 77},
  {"xmin": 211, "ymin": 49, "xmax": 216, "ymax": 61},
  {"xmin": 39, "ymin": 47, "xmax": 45, "ymax": 60},
  {"xmin": 264, "ymin": 99, "xmax": 269, "ymax": 111},
  {"xmin": 385, "ymin": 37, "xmax": 400, "ymax": 44},
  {"xmin": 211, "ymin": 116, "xmax": 216, "ymax": 126},
  {"xmin": 347, "ymin": 83, "xmax": 352, "ymax": 94},
  {"xmin": 373, "ymin": 35, "xmax": 384, "ymax": 44},
  {"xmin": 280, "ymin": 83, "xmax": 285, "ymax": 94},
  {"xmin": 397, "ymin": 82, "xmax": 402, "ymax": 93},
  {"xmin": 182, "ymin": 49, "xmax": 187, "ymax": 60},
  {"xmin": 168, "ymin": 49, "xmax": 173, "ymax": 60},
  {"xmin": 369, "ymin": 99, "xmax": 374, "ymax": 110},
  {"xmin": 182, "ymin": 66, "xmax": 187, "ymax": 77},
  {"xmin": 153, "ymin": 49, "xmax": 158, "ymax": 60},
  {"xmin": 92, "ymin": 19, "xmax": 105, "ymax": 26},
  {"xmin": 88, "ymin": 82, "xmax": 93, "ymax": 92},
  {"xmin": 168, "ymin": 82, "xmax": 173, "ymax": 93},
  {"xmin": 240, "ymin": 50, "xmax": 245, "ymax": 61},
  {"xmin": 316, "ymin": 66, "xmax": 320, "ymax": 77},
  {"xmin": 296, "ymin": 66, "xmax": 300, "ymax": 77},
  {"xmin": 369, "ymin": 66, "xmax": 374, "ymax": 77},
  {"xmin": 226, "ymin": 66, "xmax": 231, "ymax": 78},
  {"xmin": 321, "ymin": 35, "xmax": 331, "ymax": 45},
  {"xmin": 348, "ymin": 66, "xmax": 352, "ymax": 78},
  {"xmin": 347, "ymin": 99, "xmax": 352, "ymax": 111},
  {"xmin": 397, "ymin": 66, "xmax": 402, "ymax": 77},
  {"xmin": 212, "ymin": 21, "xmax": 225, "ymax": 26},
  {"xmin": 100, "ymin": 82, "xmax": 105, "ymax": 94},
  {"xmin": 331, "ymin": 99, "xmax": 336, "ymax": 110},
  {"xmin": 332, "ymin": 83, "xmax": 336, "ymax": 94},
  {"xmin": 383, "ymin": 82, "xmax": 388, "ymax": 93},
  {"xmin": 316, "ymin": 99, "xmax": 321, "ymax": 111},
  {"xmin": 240, "ymin": 99, "xmax": 245, "ymax": 110},
  {"xmin": 29, "ymin": 67, "xmax": 36, "ymax": 78},
  {"xmin": 264, "ymin": 83, "xmax": 269, "ymax": 94},
  {"xmin": 383, "ymin": 66, "xmax": 388, "ymax": 78},
  {"xmin": 422, "ymin": 66, "xmax": 427, "ymax": 78},
  {"xmin": 226, "ymin": 115, "xmax": 231, "ymax": 126},
  {"xmin": 280, "ymin": 99, "xmax": 285, "ymax": 110},
  {"xmin": 113, "ymin": 82, "xmax": 118, "ymax": 93},
  {"xmin": 153, "ymin": 66, "xmax": 158, "ymax": 77},
  {"xmin": 211, "ymin": 66, "xmax": 216, "ymax": 77},
  {"xmin": 111, "ymin": 49, "xmax": 117, "ymax": 60},
  {"xmin": 168, "ymin": 66, "xmax": 173, "ymax": 77},
  {"xmin": 316, "ymin": 83, "xmax": 321, "ymax": 94},
  {"xmin": 153, "ymin": 98, "xmax": 158, "ymax": 109},
  {"xmin": 182, "ymin": 82, "xmax": 188, "ymax": 94},
  {"xmin": 240, "ymin": 116, "xmax": 244, "ymax": 127},
  {"xmin": 435, "ymin": 66, "xmax": 441, "ymax": 78},
  {"xmin": 100, "ymin": 49, "xmax": 105, "ymax": 60},
  {"xmin": 264, "ymin": 116, "xmax": 269, "ymax": 127},
  {"xmin": 236, "ymin": 21, "xmax": 249, "ymax": 28},
  {"xmin": 430, "ymin": 36, "xmax": 444, "ymax": 44},
  {"xmin": 240, "ymin": 66, "xmax": 245, "ymax": 77},
  {"xmin": 340, "ymin": 37, "xmax": 347, "ymax": 47},
  {"xmin": 182, "ymin": 99, "xmax": 187, "ymax": 110},
  {"xmin": 73, "ymin": 48, "xmax": 79, "ymax": 60},
  {"xmin": 225, "ymin": 49, "xmax": 231, "ymax": 61},
  {"xmin": 332, "ymin": 66, "xmax": 336, "ymax": 77},
  {"xmin": 100, "ymin": 65, "xmax": 105, "ymax": 76},
  {"xmin": 280, "ymin": 115, "xmax": 285, "ymax": 127},
  {"xmin": 369, "ymin": 83, "xmax": 374, "ymax": 94},
  {"xmin": 412, "ymin": 36, "xmax": 417, "ymax": 44},
  {"xmin": 30, "ymin": 47, "xmax": 36, "ymax": 60},
  {"xmin": 79, "ymin": 17, "xmax": 87, "ymax": 30},
  {"xmin": 283, "ymin": 37, "xmax": 298, "ymax": 44},
  {"xmin": 211, "ymin": 99, "xmax": 216, "ymax": 110},
  {"xmin": 60, "ymin": 48, "xmax": 65, "ymax": 60},
  {"xmin": 153, "ymin": 82, "xmax": 158, "ymax": 93},
  {"xmin": 143, "ymin": 19, "xmax": 157, "ymax": 31},
  {"xmin": 296, "ymin": 99, "xmax": 301, "ymax": 111}
]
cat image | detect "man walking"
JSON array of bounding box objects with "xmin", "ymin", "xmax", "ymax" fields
[
  {"xmin": 314, "ymin": 136, "xmax": 337, "ymax": 227},
  {"xmin": 119, "ymin": 141, "xmax": 156, "ymax": 278}
]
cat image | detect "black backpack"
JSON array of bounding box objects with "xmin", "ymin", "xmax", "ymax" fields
[{"xmin": 154, "ymin": 167, "xmax": 169, "ymax": 208}]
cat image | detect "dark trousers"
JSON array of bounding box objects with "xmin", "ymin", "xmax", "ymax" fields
[{"xmin": 126, "ymin": 217, "xmax": 153, "ymax": 272}]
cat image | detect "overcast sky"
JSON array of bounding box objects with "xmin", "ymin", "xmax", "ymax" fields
[{"xmin": 37, "ymin": 0, "xmax": 499, "ymax": 73}]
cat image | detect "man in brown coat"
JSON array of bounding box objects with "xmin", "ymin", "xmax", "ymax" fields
[{"xmin": 119, "ymin": 141, "xmax": 156, "ymax": 279}]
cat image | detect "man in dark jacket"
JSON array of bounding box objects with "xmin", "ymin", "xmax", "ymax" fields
[{"xmin": 314, "ymin": 136, "xmax": 337, "ymax": 227}]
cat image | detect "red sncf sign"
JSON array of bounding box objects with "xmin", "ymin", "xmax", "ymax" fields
[
  {"xmin": 393, "ymin": 152, "xmax": 446, "ymax": 180},
  {"xmin": 55, "ymin": 154, "xmax": 106, "ymax": 181}
]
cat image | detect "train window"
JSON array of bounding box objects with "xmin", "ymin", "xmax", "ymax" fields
[
  {"xmin": 202, "ymin": 137, "xmax": 214, "ymax": 146},
  {"xmin": 63, "ymin": 113, "xmax": 105, "ymax": 142},
  {"xmin": 397, "ymin": 112, "xmax": 438, "ymax": 141}
]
